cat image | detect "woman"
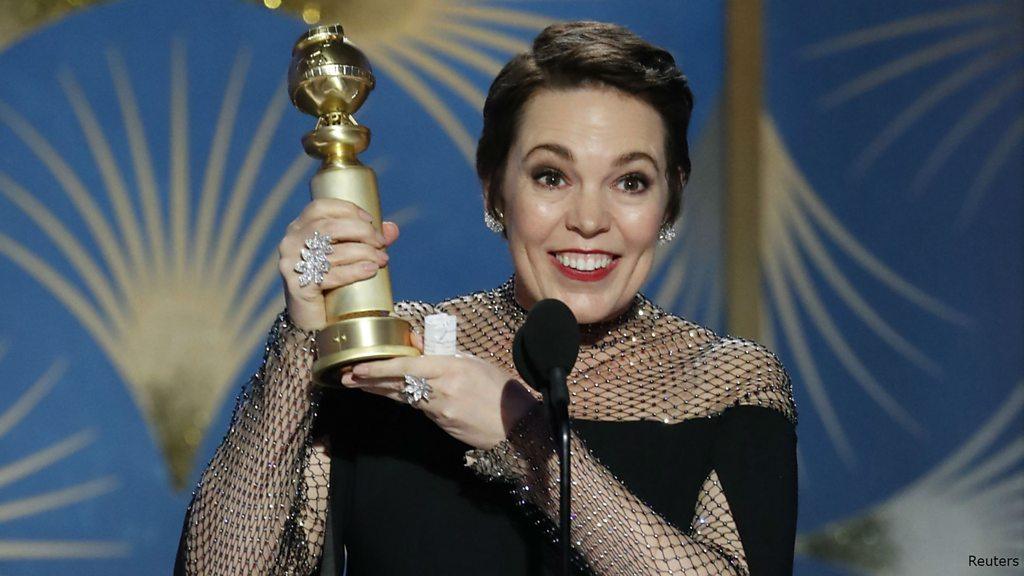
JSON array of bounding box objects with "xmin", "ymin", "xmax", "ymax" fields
[{"xmin": 177, "ymin": 21, "xmax": 797, "ymax": 576}]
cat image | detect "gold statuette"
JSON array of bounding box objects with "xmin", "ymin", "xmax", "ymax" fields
[{"xmin": 289, "ymin": 24, "xmax": 419, "ymax": 384}]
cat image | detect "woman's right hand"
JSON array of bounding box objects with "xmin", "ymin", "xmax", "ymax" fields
[{"xmin": 278, "ymin": 198, "xmax": 397, "ymax": 331}]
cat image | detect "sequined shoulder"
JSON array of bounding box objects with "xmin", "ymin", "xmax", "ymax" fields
[
  {"xmin": 640, "ymin": 299, "xmax": 796, "ymax": 425},
  {"xmin": 695, "ymin": 335, "xmax": 797, "ymax": 424}
]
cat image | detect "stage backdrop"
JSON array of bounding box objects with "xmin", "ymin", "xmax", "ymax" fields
[{"xmin": 0, "ymin": 1, "xmax": 1019, "ymax": 574}]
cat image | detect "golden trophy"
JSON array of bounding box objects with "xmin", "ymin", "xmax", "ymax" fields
[{"xmin": 289, "ymin": 24, "xmax": 419, "ymax": 384}]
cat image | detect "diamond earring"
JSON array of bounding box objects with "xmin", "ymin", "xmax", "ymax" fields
[
  {"xmin": 484, "ymin": 210, "xmax": 504, "ymax": 234},
  {"xmin": 657, "ymin": 224, "xmax": 677, "ymax": 245}
]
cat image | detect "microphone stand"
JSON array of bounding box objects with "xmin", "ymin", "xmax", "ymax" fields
[{"xmin": 548, "ymin": 366, "xmax": 571, "ymax": 576}]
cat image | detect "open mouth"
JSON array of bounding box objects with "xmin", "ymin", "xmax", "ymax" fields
[{"xmin": 548, "ymin": 250, "xmax": 620, "ymax": 281}]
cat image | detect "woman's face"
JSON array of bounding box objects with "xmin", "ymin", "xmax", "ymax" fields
[{"xmin": 496, "ymin": 86, "xmax": 670, "ymax": 324}]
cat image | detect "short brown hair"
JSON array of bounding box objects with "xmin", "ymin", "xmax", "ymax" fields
[{"xmin": 476, "ymin": 21, "xmax": 695, "ymax": 227}]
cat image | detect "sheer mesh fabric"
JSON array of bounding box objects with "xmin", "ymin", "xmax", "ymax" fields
[
  {"xmin": 180, "ymin": 278, "xmax": 795, "ymax": 575},
  {"xmin": 452, "ymin": 279, "xmax": 794, "ymax": 575},
  {"xmin": 179, "ymin": 313, "xmax": 328, "ymax": 575}
]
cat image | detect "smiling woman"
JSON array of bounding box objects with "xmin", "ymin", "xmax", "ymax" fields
[
  {"xmin": 499, "ymin": 87, "xmax": 670, "ymax": 323},
  {"xmin": 177, "ymin": 21, "xmax": 797, "ymax": 576}
]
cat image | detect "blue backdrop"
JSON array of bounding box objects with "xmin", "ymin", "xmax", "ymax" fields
[{"xmin": 0, "ymin": 0, "xmax": 1019, "ymax": 574}]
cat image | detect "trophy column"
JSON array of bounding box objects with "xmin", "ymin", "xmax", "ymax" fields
[{"xmin": 289, "ymin": 24, "xmax": 419, "ymax": 384}]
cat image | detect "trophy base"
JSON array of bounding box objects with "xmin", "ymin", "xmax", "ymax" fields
[{"xmin": 312, "ymin": 314, "xmax": 420, "ymax": 386}]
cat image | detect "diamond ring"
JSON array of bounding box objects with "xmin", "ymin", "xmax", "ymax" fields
[
  {"xmin": 294, "ymin": 231, "xmax": 334, "ymax": 287},
  {"xmin": 402, "ymin": 374, "xmax": 432, "ymax": 406}
]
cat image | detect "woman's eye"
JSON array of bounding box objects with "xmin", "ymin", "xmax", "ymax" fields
[
  {"xmin": 533, "ymin": 169, "xmax": 567, "ymax": 189},
  {"xmin": 616, "ymin": 173, "xmax": 650, "ymax": 193}
]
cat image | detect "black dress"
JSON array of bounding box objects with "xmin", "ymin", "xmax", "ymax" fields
[
  {"xmin": 316, "ymin": 388, "xmax": 797, "ymax": 575},
  {"xmin": 177, "ymin": 282, "xmax": 798, "ymax": 576}
]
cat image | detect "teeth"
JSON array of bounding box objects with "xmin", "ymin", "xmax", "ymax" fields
[{"xmin": 555, "ymin": 252, "xmax": 612, "ymax": 271}]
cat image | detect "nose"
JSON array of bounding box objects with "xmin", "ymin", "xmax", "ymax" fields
[{"xmin": 565, "ymin": 186, "xmax": 611, "ymax": 238}]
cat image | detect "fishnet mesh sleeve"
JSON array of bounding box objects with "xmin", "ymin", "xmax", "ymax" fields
[
  {"xmin": 177, "ymin": 311, "xmax": 328, "ymax": 575},
  {"xmin": 691, "ymin": 470, "xmax": 744, "ymax": 567},
  {"xmin": 467, "ymin": 408, "xmax": 747, "ymax": 575},
  {"xmin": 465, "ymin": 336, "xmax": 796, "ymax": 576}
]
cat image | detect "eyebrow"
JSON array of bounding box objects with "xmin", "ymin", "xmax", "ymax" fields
[
  {"xmin": 614, "ymin": 151, "xmax": 659, "ymax": 170},
  {"xmin": 524, "ymin": 144, "xmax": 659, "ymax": 171},
  {"xmin": 524, "ymin": 143, "xmax": 573, "ymax": 162}
]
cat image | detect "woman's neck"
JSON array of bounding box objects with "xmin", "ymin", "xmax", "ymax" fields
[{"xmin": 505, "ymin": 274, "xmax": 643, "ymax": 345}]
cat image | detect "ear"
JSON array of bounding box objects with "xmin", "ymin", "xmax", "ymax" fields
[
  {"xmin": 674, "ymin": 167, "xmax": 688, "ymax": 218},
  {"xmin": 482, "ymin": 180, "xmax": 504, "ymax": 218},
  {"xmin": 481, "ymin": 178, "xmax": 492, "ymax": 212}
]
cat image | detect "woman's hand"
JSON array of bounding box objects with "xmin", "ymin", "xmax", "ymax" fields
[
  {"xmin": 278, "ymin": 198, "xmax": 397, "ymax": 331},
  {"xmin": 341, "ymin": 335, "xmax": 541, "ymax": 450}
]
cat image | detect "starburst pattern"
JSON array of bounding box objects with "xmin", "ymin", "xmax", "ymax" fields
[
  {"xmin": 761, "ymin": 114, "xmax": 971, "ymax": 466},
  {"xmin": 797, "ymin": 382, "xmax": 1024, "ymax": 575},
  {"xmin": 0, "ymin": 0, "xmax": 535, "ymax": 490},
  {"xmin": 0, "ymin": 45, "xmax": 314, "ymax": 488},
  {"xmin": 635, "ymin": 102, "xmax": 973, "ymax": 468},
  {"xmin": 0, "ymin": 345, "xmax": 127, "ymax": 560},
  {"xmin": 803, "ymin": 0, "xmax": 1024, "ymax": 227}
]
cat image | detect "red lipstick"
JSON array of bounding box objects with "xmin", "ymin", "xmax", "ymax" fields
[{"xmin": 549, "ymin": 251, "xmax": 619, "ymax": 282}]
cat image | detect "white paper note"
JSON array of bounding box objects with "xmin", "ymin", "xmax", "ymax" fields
[{"xmin": 424, "ymin": 313, "xmax": 457, "ymax": 356}]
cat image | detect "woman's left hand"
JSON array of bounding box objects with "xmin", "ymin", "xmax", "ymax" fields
[{"xmin": 341, "ymin": 335, "xmax": 540, "ymax": 450}]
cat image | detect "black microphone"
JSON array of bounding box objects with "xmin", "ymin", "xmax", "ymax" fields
[
  {"xmin": 512, "ymin": 327, "xmax": 541, "ymax": 393},
  {"xmin": 511, "ymin": 298, "xmax": 579, "ymax": 576},
  {"xmin": 513, "ymin": 298, "xmax": 580, "ymax": 397}
]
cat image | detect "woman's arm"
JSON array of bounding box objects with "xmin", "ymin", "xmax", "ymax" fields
[
  {"xmin": 705, "ymin": 406, "xmax": 798, "ymax": 574},
  {"xmin": 470, "ymin": 407, "xmax": 749, "ymax": 574},
  {"xmin": 467, "ymin": 340, "xmax": 797, "ymax": 576},
  {"xmin": 176, "ymin": 312, "xmax": 329, "ymax": 576}
]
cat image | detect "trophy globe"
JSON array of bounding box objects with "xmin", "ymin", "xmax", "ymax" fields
[{"xmin": 288, "ymin": 24, "xmax": 419, "ymax": 385}]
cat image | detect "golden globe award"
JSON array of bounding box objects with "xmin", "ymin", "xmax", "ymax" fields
[{"xmin": 288, "ymin": 24, "xmax": 419, "ymax": 384}]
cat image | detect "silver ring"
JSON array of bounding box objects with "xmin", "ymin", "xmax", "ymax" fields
[
  {"xmin": 294, "ymin": 231, "xmax": 334, "ymax": 287},
  {"xmin": 402, "ymin": 374, "xmax": 432, "ymax": 406}
]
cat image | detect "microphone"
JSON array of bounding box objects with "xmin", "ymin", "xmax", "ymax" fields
[
  {"xmin": 512, "ymin": 328, "xmax": 541, "ymax": 393},
  {"xmin": 513, "ymin": 298, "xmax": 580, "ymax": 401},
  {"xmin": 511, "ymin": 298, "xmax": 579, "ymax": 576}
]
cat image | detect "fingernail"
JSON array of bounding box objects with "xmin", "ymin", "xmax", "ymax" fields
[
  {"xmin": 362, "ymin": 262, "xmax": 379, "ymax": 273},
  {"xmin": 341, "ymin": 372, "xmax": 355, "ymax": 386},
  {"xmin": 376, "ymin": 232, "xmax": 386, "ymax": 245},
  {"xmin": 358, "ymin": 209, "xmax": 374, "ymax": 222},
  {"xmin": 378, "ymin": 250, "xmax": 389, "ymax": 262},
  {"xmin": 352, "ymin": 364, "xmax": 369, "ymax": 376}
]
